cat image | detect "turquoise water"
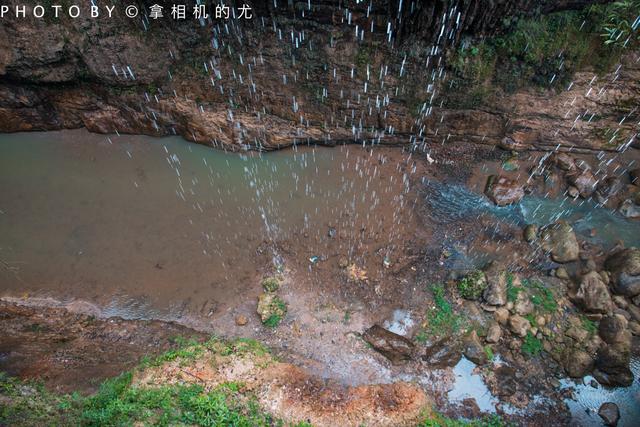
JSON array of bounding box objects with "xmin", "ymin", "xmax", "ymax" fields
[{"xmin": 423, "ymin": 178, "xmax": 640, "ymax": 249}]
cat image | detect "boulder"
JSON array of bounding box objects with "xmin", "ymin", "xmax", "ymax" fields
[
  {"xmin": 514, "ymin": 291, "xmax": 534, "ymax": 316},
  {"xmin": 482, "ymin": 262, "xmax": 508, "ymax": 306},
  {"xmin": 605, "ymin": 248, "xmax": 640, "ymax": 297},
  {"xmin": 363, "ymin": 325, "xmax": 414, "ymax": 364},
  {"xmin": 540, "ymin": 221, "xmax": 580, "ymax": 263},
  {"xmin": 594, "ymin": 344, "xmax": 634, "ymax": 387},
  {"xmin": 595, "ymin": 177, "xmax": 623, "ymax": 204},
  {"xmin": 486, "ymin": 322, "xmax": 502, "ymax": 343},
  {"xmin": 563, "ymin": 349, "xmax": 594, "ymax": 378},
  {"xmin": 485, "ymin": 175, "xmax": 524, "ymax": 206},
  {"xmin": 495, "ymin": 307, "xmax": 510, "ymax": 325},
  {"xmin": 422, "ymin": 338, "xmax": 462, "ymax": 368},
  {"xmin": 508, "ymin": 315, "xmax": 530, "ymax": 337},
  {"xmin": 568, "ymin": 169, "xmax": 598, "ymax": 198},
  {"xmin": 555, "ymin": 267, "xmax": 570, "ymax": 280},
  {"xmin": 618, "ymin": 199, "xmax": 640, "ymax": 219},
  {"xmin": 575, "ymin": 271, "xmax": 613, "ymax": 314},
  {"xmin": 598, "ymin": 402, "xmax": 620, "ymax": 427},
  {"xmin": 598, "ymin": 314, "xmax": 630, "ymax": 346},
  {"xmin": 462, "ymin": 330, "xmax": 487, "ymax": 365},
  {"xmin": 553, "ymin": 152, "xmax": 576, "ymax": 171}
]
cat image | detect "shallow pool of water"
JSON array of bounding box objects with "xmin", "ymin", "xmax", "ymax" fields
[{"xmin": 0, "ymin": 130, "xmax": 412, "ymax": 320}]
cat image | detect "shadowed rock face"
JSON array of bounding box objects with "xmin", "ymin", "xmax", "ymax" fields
[{"xmin": 0, "ymin": 0, "xmax": 631, "ymax": 151}]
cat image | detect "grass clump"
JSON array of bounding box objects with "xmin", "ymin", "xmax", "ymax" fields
[
  {"xmin": 421, "ymin": 285, "xmax": 465, "ymax": 339},
  {"xmin": 521, "ymin": 331, "xmax": 543, "ymax": 357},
  {"xmin": 419, "ymin": 412, "xmax": 506, "ymax": 426},
  {"xmin": 1, "ymin": 337, "xmax": 296, "ymax": 427},
  {"xmin": 457, "ymin": 271, "xmax": 487, "ymax": 300},
  {"xmin": 262, "ymin": 296, "xmax": 287, "ymax": 328},
  {"xmin": 581, "ymin": 315, "xmax": 598, "ymax": 336},
  {"xmin": 524, "ymin": 279, "xmax": 557, "ymax": 313}
]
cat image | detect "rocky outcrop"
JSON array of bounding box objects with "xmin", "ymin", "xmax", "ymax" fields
[{"xmin": 0, "ymin": 0, "xmax": 635, "ymax": 153}]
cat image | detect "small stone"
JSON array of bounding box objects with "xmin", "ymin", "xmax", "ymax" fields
[
  {"xmin": 508, "ymin": 315, "xmax": 530, "ymax": 337},
  {"xmin": 363, "ymin": 325, "xmax": 414, "ymax": 364},
  {"xmin": 628, "ymin": 321, "xmax": 640, "ymax": 336},
  {"xmin": 565, "ymin": 325, "xmax": 589, "ymax": 342},
  {"xmin": 514, "ymin": 292, "xmax": 534, "ymax": 316},
  {"xmin": 235, "ymin": 314, "xmax": 248, "ymax": 326},
  {"xmin": 495, "ymin": 307, "xmax": 510, "ymax": 325},
  {"xmin": 598, "ymin": 402, "xmax": 620, "ymax": 426},
  {"xmin": 463, "ymin": 330, "xmax": 488, "ymax": 365},
  {"xmin": 535, "ymin": 316, "xmax": 546, "ymax": 327},
  {"xmin": 486, "ymin": 323, "xmax": 502, "ymax": 343},
  {"xmin": 555, "ymin": 267, "xmax": 570, "ymax": 280},
  {"xmin": 524, "ymin": 224, "xmax": 538, "ymax": 243},
  {"xmin": 605, "ymin": 248, "xmax": 640, "ymax": 297},
  {"xmin": 567, "ymin": 186, "xmax": 580, "ymax": 198},
  {"xmin": 612, "ymin": 295, "xmax": 628, "ymax": 309},
  {"xmin": 554, "ymin": 152, "xmax": 576, "ymax": 171},
  {"xmin": 619, "ymin": 199, "xmax": 640, "ymax": 219}
]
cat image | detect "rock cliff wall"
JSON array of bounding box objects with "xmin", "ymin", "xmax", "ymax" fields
[{"xmin": 0, "ymin": 0, "xmax": 637, "ymax": 151}]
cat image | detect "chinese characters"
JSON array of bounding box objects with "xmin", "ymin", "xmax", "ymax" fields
[{"xmin": 147, "ymin": 3, "xmax": 253, "ymax": 20}]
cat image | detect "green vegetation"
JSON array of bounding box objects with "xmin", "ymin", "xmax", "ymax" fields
[
  {"xmin": 581, "ymin": 315, "xmax": 598, "ymax": 336},
  {"xmin": 262, "ymin": 296, "xmax": 287, "ymax": 328},
  {"xmin": 521, "ymin": 331, "xmax": 543, "ymax": 357},
  {"xmin": 0, "ymin": 338, "xmax": 300, "ymax": 427},
  {"xmin": 457, "ymin": 271, "xmax": 487, "ymax": 300},
  {"xmin": 484, "ymin": 345, "xmax": 495, "ymax": 361},
  {"xmin": 261, "ymin": 276, "xmax": 281, "ymax": 292},
  {"xmin": 597, "ymin": 0, "xmax": 640, "ymax": 47},
  {"xmin": 525, "ymin": 279, "xmax": 557, "ymax": 313},
  {"xmin": 506, "ymin": 272, "xmax": 522, "ymax": 303},
  {"xmin": 421, "ymin": 285, "xmax": 465, "ymax": 339},
  {"xmin": 419, "ymin": 412, "xmax": 507, "ymax": 427},
  {"xmin": 446, "ymin": 2, "xmax": 637, "ymax": 106}
]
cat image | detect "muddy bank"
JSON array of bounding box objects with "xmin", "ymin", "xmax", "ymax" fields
[{"xmin": 0, "ymin": 299, "xmax": 206, "ymax": 394}]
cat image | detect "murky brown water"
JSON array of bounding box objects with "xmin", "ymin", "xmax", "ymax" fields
[{"xmin": 0, "ymin": 130, "xmax": 417, "ymax": 321}]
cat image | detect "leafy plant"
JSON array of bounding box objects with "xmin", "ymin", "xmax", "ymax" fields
[
  {"xmin": 457, "ymin": 271, "xmax": 487, "ymax": 300},
  {"xmin": 598, "ymin": 0, "xmax": 640, "ymax": 47}
]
